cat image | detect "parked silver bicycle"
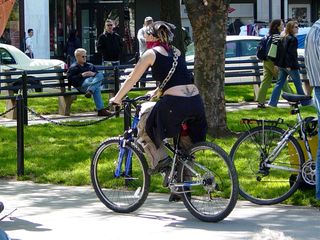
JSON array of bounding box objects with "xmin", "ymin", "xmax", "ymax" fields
[{"xmin": 230, "ymin": 92, "xmax": 316, "ymax": 205}]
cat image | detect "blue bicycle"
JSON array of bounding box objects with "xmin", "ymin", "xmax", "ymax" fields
[{"xmin": 90, "ymin": 95, "xmax": 238, "ymax": 222}]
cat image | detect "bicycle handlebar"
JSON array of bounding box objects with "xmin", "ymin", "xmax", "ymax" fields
[{"xmin": 121, "ymin": 94, "xmax": 151, "ymax": 104}]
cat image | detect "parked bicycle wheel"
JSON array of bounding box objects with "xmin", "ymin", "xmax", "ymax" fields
[
  {"xmin": 177, "ymin": 142, "xmax": 238, "ymax": 222},
  {"xmin": 230, "ymin": 126, "xmax": 304, "ymax": 205},
  {"xmin": 91, "ymin": 137, "xmax": 150, "ymax": 213}
]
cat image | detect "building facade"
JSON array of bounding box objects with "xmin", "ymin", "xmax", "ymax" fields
[{"xmin": 2, "ymin": 0, "xmax": 320, "ymax": 61}]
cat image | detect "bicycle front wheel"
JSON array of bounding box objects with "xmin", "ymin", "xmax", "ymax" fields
[
  {"xmin": 91, "ymin": 137, "xmax": 150, "ymax": 213},
  {"xmin": 178, "ymin": 142, "xmax": 238, "ymax": 222},
  {"xmin": 230, "ymin": 126, "xmax": 304, "ymax": 205}
]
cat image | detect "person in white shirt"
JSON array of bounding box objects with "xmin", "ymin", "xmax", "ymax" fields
[
  {"xmin": 137, "ymin": 16, "xmax": 153, "ymax": 57},
  {"xmin": 25, "ymin": 28, "xmax": 34, "ymax": 58},
  {"xmin": 136, "ymin": 17, "xmax": 153, "ymax": 87}
]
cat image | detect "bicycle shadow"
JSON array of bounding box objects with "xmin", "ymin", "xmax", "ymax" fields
[{"xmin": 114, "ymin": 195, "xmax": 320, "ymax": 239}]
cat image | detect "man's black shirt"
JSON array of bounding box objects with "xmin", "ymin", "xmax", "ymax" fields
[
  {"xmin": 67, "ymin": 62, "xmax": 98, "ymax": 87},
  {"xmin": 97, "ymin": 32, "xmax": 123, "ymax": 62}
]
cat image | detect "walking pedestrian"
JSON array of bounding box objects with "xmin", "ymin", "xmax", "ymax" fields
[
  {"xmin": 25, "ymin": 28, "xmax": 34, "ymax": 58},
  {"xmin": 137, "ymin": 16, "xmax": 153, "ymax": 57},
  {"xmin": 268, "ymin": 21, "xmax": 308, "ymax": 107},
  {"xmin": 136, "ymin": 16, "xmax": 154, "ymax": 87},
  {"xmin": 227, "ymin": 18, "xmax": 244, "ymax": 35},
  {"xmin": 256, "ymin": 19, "xmax": 292, "ymax": 108},
  {"xmin": 67, "ymin": 48, "xmax": 111, "ymax": 117},
  {"xmin": 304, "ymin": 18, "xmax": 320, "ymax": 201}
]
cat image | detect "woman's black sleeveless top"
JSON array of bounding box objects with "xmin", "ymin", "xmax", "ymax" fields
[{"xmin": 151, "ymin": 49, "xmax": 192, "ymax": 92}]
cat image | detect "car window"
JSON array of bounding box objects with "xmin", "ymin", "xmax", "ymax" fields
[
  {"xmin": 239, "ymin": 40, "xmax": 260, "ymax": 57},
  {"xmin": 0, "ymin": 48, "xmax": 16, "ymax": 65},
  {"xmin": 186, "ymin": 42, "xmax": 194, "ymax": 57},
  {"xmin": 226, "ymin": 42, "xmax": 236, "ymax": 58}
]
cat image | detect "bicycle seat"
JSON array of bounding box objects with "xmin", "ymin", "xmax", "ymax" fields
[{"xmin": 281, "ymin": 92, "xmax": 312, "ymax": 104}]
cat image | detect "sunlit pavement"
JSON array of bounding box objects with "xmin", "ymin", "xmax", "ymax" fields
[
  {"xmin": 0, "ymin": 180, "xmax": 319, "ymax": 240},
  {"xmin": 0, "ymin": 100, "xmax": 291, "ymax": 127}
]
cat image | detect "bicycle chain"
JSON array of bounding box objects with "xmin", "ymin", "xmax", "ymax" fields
[{"xmin": 25, "ymin": 106, "xmax": 116, "ymax": 127}]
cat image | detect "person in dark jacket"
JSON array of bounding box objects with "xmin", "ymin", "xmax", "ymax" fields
[
  {"xmin": 67, "ymin": 48, "xmax": 111, "ymax": 116},
  {"xmin": 97, "ymin": 19, "xmax": 123, "ymax": 91},
  {"xmin": 65, "ymin": 29, "xmax": 81, "ymax": 66},
  {"xmin": 268, "ymin": 21, "xmax": 308, "ymax": 107},
  {"xmin": 227, "ymin": 18, "xmax": 244, "ymax": 35},
  {"xmin": 97, "ymin": 19, "xmax": 123, "ymax": 63}
]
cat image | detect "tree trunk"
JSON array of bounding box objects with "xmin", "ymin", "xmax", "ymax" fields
[
  {"xmin": 185, "ymin": 0, "xmax": 232, "ymax": 137},
  {"xmin": 160, "ymin": 0, "xmax": 184, "ymax": 54}
]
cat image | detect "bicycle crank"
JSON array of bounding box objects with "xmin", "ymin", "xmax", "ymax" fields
[{"xmin": 302, "ymin": 160, "xmax": 316, "ymax": 185}]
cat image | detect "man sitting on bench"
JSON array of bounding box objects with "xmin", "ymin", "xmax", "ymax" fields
[{"xmin": 67, "ymin": 48, "xmax": 111, "ymax": 116}]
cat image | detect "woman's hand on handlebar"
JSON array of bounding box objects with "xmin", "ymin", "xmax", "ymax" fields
[{"xmin": 109, "ymin": 97, "xmax": 121, "ymax": 106}]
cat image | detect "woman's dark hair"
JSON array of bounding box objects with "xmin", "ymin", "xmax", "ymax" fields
[
  {"xmin": 269, "ymin": 19, "xmax": 283, "ymax": 35},
  {"xmin": 146, "ymin": 21, "xmax": 176, "ymax": 43}
]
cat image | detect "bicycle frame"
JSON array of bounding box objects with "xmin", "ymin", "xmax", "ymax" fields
[
  {"xmin": 114, "ymin": 102, "xmax": 140, "ymax": 178},
  {"xmin": 261, "ymin": 105, "xmax": 314, "ymax": 173},
  {"xmin": 113, "ymin": 97, "xmax": 210, "ymax": 190}
]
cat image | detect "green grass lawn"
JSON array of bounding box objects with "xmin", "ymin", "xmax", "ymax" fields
[{"xmin": 0, "ymin": 88, "xmax": 319, "ymax": 207}]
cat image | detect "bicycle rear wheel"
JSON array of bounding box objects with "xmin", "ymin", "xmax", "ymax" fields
[
  {"xmin": 91, "ymin": 137, "xmax": 150, "ymax": 213},
  {"xmin": 177, "ymin": 142, "xmax": 238, "ymax": 222},
  {"xmin": 230, "ymin": 126, "xmax": 304, "ymax": 205}
]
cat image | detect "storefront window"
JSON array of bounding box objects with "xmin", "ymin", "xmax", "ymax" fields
[{"xmin": 49, "ymin": 0, "xmax": 77, "ymax": 59}]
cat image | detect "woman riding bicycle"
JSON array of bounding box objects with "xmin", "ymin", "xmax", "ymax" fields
[{"xmin": 109, "ymin": 21, "xmax": 207, "ymax": 174}]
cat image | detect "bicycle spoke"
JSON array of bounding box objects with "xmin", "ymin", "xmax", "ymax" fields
[{"xmin": 231, "ymin": 126, "xmax": 303, "ymax": 205}]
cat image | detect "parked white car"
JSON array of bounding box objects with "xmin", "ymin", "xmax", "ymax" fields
[
  {"xmin": 186, "ymin": 36, "xmax": 262, "ymax": 86},
  {"xmin": 0, "ymin": 43, "xmax": 66, "ymax": 92},
  {"xmin": 186, "ymin": 35, "xmax": 262, "ymax": 63}
]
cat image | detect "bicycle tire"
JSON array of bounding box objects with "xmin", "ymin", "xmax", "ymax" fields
[
  {"xmin": 91, "ymin": 137, "xmax": 150, "ymax": 213},
  {"xmin": 177, "ymin": 141, "xmax": 238, "ymax": 222},
  {"xmin": 230, "ymin": 126, "xmax": 304, "ymax": 205}
]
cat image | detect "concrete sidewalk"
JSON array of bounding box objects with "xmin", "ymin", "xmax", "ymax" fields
[
  {"xmin": 0, "ymin": 101, "xmax": 290, "ymax": 127},
  {"xmin": 0, "ymin": 180, "xmax": 319, "ymax": 240}
]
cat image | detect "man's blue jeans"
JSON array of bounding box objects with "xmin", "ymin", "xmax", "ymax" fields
[
  {"xmin": 269, "ymin": 68, "xmax": 306, "ymax": 106},
  {"xmin": 313, "ymin": 87, "xmax": 320, "ymax": 200},
  {"xmin": 78, "ymin": 72, "xmax": 104, "ymax": 111}
]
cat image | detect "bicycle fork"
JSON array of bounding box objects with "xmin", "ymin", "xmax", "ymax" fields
[{"xmin": 114, "ymin": 116, "xmax": 139, "ymax": 178}]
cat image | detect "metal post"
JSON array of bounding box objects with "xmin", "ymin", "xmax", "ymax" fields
[
  {"xmin": 114, "ymin": 66, "xmax": 120, "ymax": 117},
  {"xmin": 22, "ymin": 71, "xmax": 28, "ymax": 125},
  {"xmin": 16, "ymin": 95, "xmax": 25, "ymax": 176},
  {"xmin": 114, "ymin": 66, "xmax": 120, "ymax": 95}
]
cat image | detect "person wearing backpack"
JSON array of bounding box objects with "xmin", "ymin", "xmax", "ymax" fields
[
  {"xmin": 268, "ymin": 21, "xmax": 309, "ymax": 107},
  {"xmin": 256, "ymin": 19, "xmax": 292, "ymax": 108}
]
